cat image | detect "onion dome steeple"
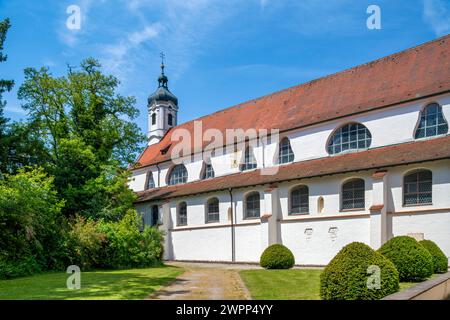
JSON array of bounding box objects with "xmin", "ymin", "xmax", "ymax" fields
[
  {"xmin": 148, "ymin": 53, "xmax": 178, "ymax": 106},
  {"xmin": 147, "ymin": 52, "xmax": 179, "ymax": 146}
]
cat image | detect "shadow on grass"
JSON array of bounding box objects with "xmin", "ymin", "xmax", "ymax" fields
[{"xmin": 0, "ymin": 266, "xmax": 184, "ymax": 300}]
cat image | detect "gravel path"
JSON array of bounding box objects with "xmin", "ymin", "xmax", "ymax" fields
[{"xmin": 147, "ymin": 262, "xmax": 254, "ymax": 300}]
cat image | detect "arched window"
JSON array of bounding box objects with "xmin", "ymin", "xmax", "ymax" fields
[
  {"xmin": 206, "ymin": 198, "xmax": 220, "ymax": 223},
  {"xmin": 404, "ymin": 170, "xmax": 432, "ymax": 205},
  {"xmin": 168, "ymin": 164, "xmax": 188, "ymax": 185},
  {"xmin": 245, "ymin": 192, "xmax": 260, "ymax": 219},
  {"xmin": 327, "ymin": 123, "xmax": 372, "ymax": 155},
  {"xmin": 317, "ymin": 196, "xmax": 324, "ymax": 213},
  {"xmin": 240, "ymin": 146, "xmax": 257, "ymax": 171},
  {"xmin": 341, "ymin": 178, "xmax": 365, "ymax": 210},
  {"xmin": 278, "ymin": 138, "xmax": 294, "ymax": 164},
  {"xmin": 177, "ymin": 202, "xmax": 187, "ymax": 226},
  {"xmin": 415, "ymin": 103, "xmax": 448, "ymax": 139},
  {"xmin": 151, "ymin": 205, "xmax": 159, "ymax": 226},
  {"xmin": 290, "ymin": 185, "xmax": 309, "ymax": 215},
  {"xmin": 145, "ymin": 171, "xmax": 155, "ymax": 190},
  {"xmin": 151, "ymin": 113, "xmax": 156, "ymax": 125},
  {"xmin": 201, "ymin": 162, "xmax": 215, "ymax": 180},
  {"xmin": 168, "ymin": 113, "xmax": 173, "ymax": 126}
]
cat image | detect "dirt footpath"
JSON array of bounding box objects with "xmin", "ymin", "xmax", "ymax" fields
[{"xmin": 147, "ymin": 262, "xmax": 256, "ymax": 300}]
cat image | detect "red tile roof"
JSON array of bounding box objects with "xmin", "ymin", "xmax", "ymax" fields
[
  {"xmin": 136, "ymin": 35, "xmax": 450, "ymax": 168},
  {"xmin": 135, "ymin": 135, "xmax": 450, "ymax": 203}
]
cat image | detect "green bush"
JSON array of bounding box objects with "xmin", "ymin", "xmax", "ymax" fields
[
  {"xmin": 320, "ymin": 242, "xmax": 399, "ymax": 300},
  {"xmin": 0, "ymin": 168, "xmax": 65, "ymax": 279},
  {"xmin": 419, "ymin": 240, "xmax": 448, "ymax": 274},
  {"xmin": 378, "ymin": 236, "xmax": 433, "ymax": 282},
  {"xmin": 97, "ymin": 210, "xmax": 164, "ymax": 269},
  {"xmin": 0, "ymin": 254, "xmax": 41, "ymax": 279},
  {"xmin": 260, "ymin": 244, "xmax": 295, "ymax": 269},
  {"xmin": 65, "ymin": 216, "xmax": 106, "ymax": 270}
]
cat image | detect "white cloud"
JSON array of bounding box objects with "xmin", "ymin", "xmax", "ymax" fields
[
  {"xmin": 129, "ymin": 25, "xmax": 161, "ymax": 46},
  {"xmin": 423, "ymin": 0, "xmax": 450, "ymax": 36},
  {"xmin": 100, "ymin": 0, "xmax": 241, "ymax": 83},
  {"xmin": 100, "ymin": 23, "xmax": 161, "ymax": 80}
]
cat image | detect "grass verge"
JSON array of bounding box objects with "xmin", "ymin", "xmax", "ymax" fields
[{"xmin": 0, "ymin": 265, "xmax": 184, "ymax": 300}]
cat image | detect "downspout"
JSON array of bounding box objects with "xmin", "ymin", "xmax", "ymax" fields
[{"xmin": 228, "ymin": 188, "xmax": 235, "ymax": 262}]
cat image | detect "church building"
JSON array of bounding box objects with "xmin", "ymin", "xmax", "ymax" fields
[{"xmin": 129, "ymin": 35, "xmax": 450, "ymax": 265}]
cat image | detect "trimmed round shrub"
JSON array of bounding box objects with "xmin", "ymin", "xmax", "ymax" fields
[
  {"xmin": 320, "ymin": 242, "xmax": 399, "ymax": 300},
  {"xmin": 419, "ymin": 240, "xmax": 448, "ymax": 274},
  {"xmin": 378, "ymin": 236, "xmax": 433, "ymax": 282},
  {"xmin": 260, "ymin": 244, "xmax": 295, "ymax": 269}
]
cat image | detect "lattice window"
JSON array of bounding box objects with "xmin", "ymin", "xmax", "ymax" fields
[
  {"xmin": 168, "ymin": 164, "xmax": 188, "ymax": 185},
  {"xmin": 290, "ymin": 185, "xmax": 309, "ymax": 214},
  {"xmin": 177, "ymin": 202, "xmax": 187, "ymax": 226},
  {"xmin": 206, "ymin": 198, "xmax": 220, "ymax": 223},
  {"xmin": 342, "ymin": 179, "xmax": 365, "ymax": 210},
  {"xmin": 278, "ymin": 138, "xmax": 294, "ymax": 164},
  {"xmin": 328, "ymin": 123, "xmax": 372, "ymax": 155},
  {"xmin": 201, "ymin": 162, "xmax": 215, "ymax": 179},
  {"xmin": 245, "ymin": 192, "xmax": 260, "ymax": 218},
  {"xmin": 415, "ymin": 103, "xmax": 448, "ymax": 139},
  {"xmin": 240, "ymin": 146, "xmax": 257, "ymax": 171},
  {"xmin": 404, "ymin": 170, "xmax": 432, "ymax": 205},
  {"xmin": 146, "ymin": 172, "xmax": 155, "ymax": 189}
]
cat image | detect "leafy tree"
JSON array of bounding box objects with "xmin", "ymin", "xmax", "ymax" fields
[
  {"xmin": 18, "ymin": 58, "xmax": 145, "ymax": 219},
  {"xmin": 0, "ymin": 18, "xmax": 13, "ymax": 105},
  {"xmin": 0, "ymin": 18, "xmax": 14, "ymax": 174},
  {"xmin": 1, "ymin": 122, "xmax": 47, "ymax": 173}
]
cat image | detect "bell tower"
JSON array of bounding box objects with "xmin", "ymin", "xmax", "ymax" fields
[{"xmin": 147, "ymin": 53, "xmax": 178, "ymax": 145}]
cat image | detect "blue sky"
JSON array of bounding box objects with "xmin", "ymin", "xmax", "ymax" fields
[{"xmin": 1, "ymin": 0, "xmax": 449, "ymax": 135}]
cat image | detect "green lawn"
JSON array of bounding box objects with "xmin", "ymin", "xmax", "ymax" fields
[
  {"xmin": 0, "ymin": 266, "xmax": 184, "ymax": 300},
  {"xmin": 239, "ymin": 269, "xmax": 433, "ymax": 300},
  {"xmin": 240, "ymin": 269, "xmax": 323, "ymax": 300}
]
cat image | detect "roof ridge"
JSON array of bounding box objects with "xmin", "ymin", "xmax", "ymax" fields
[
  {"xmin": 171, "ymin": 34, "xmax": 449, "ymax": 129},
  {"xmin": 137, "ymin": 34, "xmax": 450, "ymax": 167}
]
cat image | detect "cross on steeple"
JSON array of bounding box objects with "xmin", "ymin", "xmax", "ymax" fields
[
  {"xmin": 160, "ymin": 52, "xmax": 165, "ymax": 66},
  {"xmin": 158, "ymin": 51, "xmax": 168, "ymax": 88}
]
